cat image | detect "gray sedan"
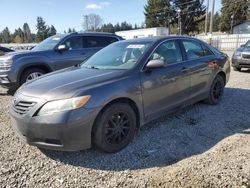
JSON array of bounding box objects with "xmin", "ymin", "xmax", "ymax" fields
[{"xmin": 9, "ymin": 36, "xmax": 230, "ymax": 153}]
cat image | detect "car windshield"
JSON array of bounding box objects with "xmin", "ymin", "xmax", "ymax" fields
[
  {"xmin": 245, "ymin": 40, "xmax": 250, "ymax": 48},
  {"xmin": 82, "ymin": 41, "xmax": 151, "ymax": 70},
  {"xmin": 32, "ymin": 36, "xmax": 63, "ymax": 51}
]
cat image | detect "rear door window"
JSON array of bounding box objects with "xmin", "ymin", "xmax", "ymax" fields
[
  {"xmin": 202, "ymin": 45, "xmax": 214, "ymax": 56},
  {"xmin": 83, "ymin": 36, "xmax": 118, "ymax": 48},
  {"xmin": 182, "ymin": 40, "xmax": 205, "ymax": 60}
]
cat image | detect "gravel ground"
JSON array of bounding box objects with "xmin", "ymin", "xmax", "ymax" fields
[{"xmin": 0, "ymin": 68, "xmax": 250, "ymax": 188}]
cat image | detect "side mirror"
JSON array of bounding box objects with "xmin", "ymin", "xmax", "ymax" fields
[
  {"xmin": 146, "ymin": 59, "xmax": 165, "ymax": 69},
  {"xmin": 57, "ymin": 44, "xmax": 68, "ymax": 51},
  {"xmin": 240, "ymin": 44, "xmax": 245, "ymax": 48}
]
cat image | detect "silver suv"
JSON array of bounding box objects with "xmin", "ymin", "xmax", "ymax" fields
[{"xmin": 232, "ymin": 40, "xmax": 250, "ymax": 71}]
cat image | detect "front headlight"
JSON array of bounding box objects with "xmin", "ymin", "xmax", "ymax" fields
[
  {"xmin": 233, "ymin": 51, "xmax": 241, "ymax": 57},
  {"xmin": 0, "ymin": 56, "xmax": 13, "ymax": 65},
  {"xmin": 37, "ymin": 95, "xmax": 91, "ymax": 116}
]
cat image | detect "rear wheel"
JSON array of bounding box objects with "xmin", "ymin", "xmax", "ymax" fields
[
  {"xmin": 93, "ymin": 103, "xmax": 137, "ymax": 153},
  {"xmin": 205, "ymin": 75, "xmax": 225, "ymax": 105},
  {"xmin": 233, "ymin": 67, "xmax": 241, "ymax": 71},
  {"xmin": 20, "ymin": 68, "xmax": 46, "ymax": 85}
]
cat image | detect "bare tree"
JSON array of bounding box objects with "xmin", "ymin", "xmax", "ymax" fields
[{"xmin": 82, "ymin": 14, "xmax": 103, "ymax": 31}]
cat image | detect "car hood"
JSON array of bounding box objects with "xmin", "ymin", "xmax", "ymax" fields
[
  {"xmin": 18, "ymin": 66, "xmax": 125, "ymax": 101},
  {"xmin": 236, "ymin": 47, "xmax": 250, "ymax": 53},
  {"xmin": 4, "ymin": 50, "xmax": 50, "ymax": 60}
]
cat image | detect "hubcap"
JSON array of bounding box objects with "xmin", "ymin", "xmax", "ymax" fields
[
  {"xmin": 213, "ymin": 81, "xmax": 223, "ymax": 100},
  {"xmin": 105, "ymin": 112, "xmax": 131, "ymax": 145},
  {"xmin": 26, "ymin": 72, "xmax": 44, "ymax": 82}
]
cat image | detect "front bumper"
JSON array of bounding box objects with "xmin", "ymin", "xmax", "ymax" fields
[
  {"xmin": 0, "ymin": 70, "xmax": 17, "ymax": 89},
  {"xmin": 231, "ymin": 57, "xmax": 250, "ymax": 68},
  {"xmin": 9, "ymin": 93, "xmax": 99, "ymax": 151}
]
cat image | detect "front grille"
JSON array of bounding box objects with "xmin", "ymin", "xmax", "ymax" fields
[
  {"xmin": 13, "ymin": 101, "xmax": 36, "ymax": 115},
  {"xmin": 242, "ymin": 54, "xmax": 250, "ymax": 59}
]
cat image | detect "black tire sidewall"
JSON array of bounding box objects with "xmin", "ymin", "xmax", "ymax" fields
[
  {"xmin": 93, "ymin": 103, "xmax": 137, "ymax": 153},
  {"xmin": 209, "ymin": 75, "xmax": 225, "ymax": 104}
]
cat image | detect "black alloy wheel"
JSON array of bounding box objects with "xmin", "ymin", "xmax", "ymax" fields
[{"xmin": 93, "ymin": 103, "xmax": 137, "ymax": 153}]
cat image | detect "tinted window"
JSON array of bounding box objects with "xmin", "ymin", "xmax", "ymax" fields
[
  {"xmin": 150, "ymin": 40, "xmax": 182, "ymax": 65},
  {"xmin": 202, "ymin": 45, "xmax": 213, "ymax": 56},
  {"xmin": 32, "ymin": 35, "xmax": 63, "ymax": 51},
  {"xmin": 83, "ymin": 36, "xmax": 118, "ymax": 48},
  {"xmin": 245, "ymin": 40, "xmax": 250, "ymax": 47},
  {"xmin": 183, "ymin": 40, "xmax": 204, "ymax": 60},
  {"xmin": 62, "ymin": 36, "xmax": 83, "ymax": 50}
]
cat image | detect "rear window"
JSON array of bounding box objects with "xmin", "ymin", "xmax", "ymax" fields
[
  {"xmin": 83, "ymin": 36, "xmax": 118, "ymax": 48},
  {"xmin": 202, "ymin": 45, "xmax": 214, "ymax": 56},
  {"xmin": 183, "ymin": 40, "xmax": 205, "ymax": 60}
]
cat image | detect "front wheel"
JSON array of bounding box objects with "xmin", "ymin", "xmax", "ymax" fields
[
  {"xmin": 20, "ymin": 68, "xmax": 46, "ymax": 85},
  {"xmin": 93, "ymin": 103, "xmax": 137, "ymax": 153},
  {"xmin": 205, "ymin": 75, "xmax": 225, "ymax": 105}
]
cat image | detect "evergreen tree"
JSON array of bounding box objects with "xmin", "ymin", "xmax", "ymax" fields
[
  {"xmin": 173, "ymin": 0, "xmax": 206, "ymax": 34},
  {"xmin": 48, "ymin": 25, "xmax": 57, "ymax": 36},
  {"xmin": 14, "ymin": 35, "xmax": 23, "ymax": 43},
  {"xmin": 1, "ymin": 27, "xmax": 11, "ymax": 43},
  {"xmin": 36, "ymin": 17, "xmax": 48, "ymax": 42},
  {"xmin": 220, "ymin": 0, "xmax": 249, "ymax": 32},
  {"xmin": 198, "ymin": 11, "xmax": 221, "ymax": 33},
  {"xmin": 23, "ymin": 23, "xmax": 32, "ymax": 43},
  {"xmin": 144, "ymin": 0, "xmax": 173, "ymax": 28}
]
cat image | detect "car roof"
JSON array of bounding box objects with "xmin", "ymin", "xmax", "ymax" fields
[
  {"xmin": 117, "ymin": 35, "xmax": 203, "ymax": 44},
  {"xmin": 55, "ymin": 32, "xmax": 122, "ymax": 38}
]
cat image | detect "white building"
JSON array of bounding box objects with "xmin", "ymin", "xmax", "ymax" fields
[
  {"xmin": 115, "ymin": 27, "xmax": 169, "ymax": 40},
  {"xmin": 233, "ymin": 21, "xmax": 250, "ymax": 34}
]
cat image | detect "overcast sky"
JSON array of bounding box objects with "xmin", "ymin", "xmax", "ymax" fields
[{"xmin": 0, "ymin": 0, "xmax": 222, "ymax": 33}]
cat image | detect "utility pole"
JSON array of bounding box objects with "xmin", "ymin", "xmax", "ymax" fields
[
  {"xmin": 209, "ymin": 0, "xmax": 215, "ymax": 44},
  {"xmin": 177, "ymin": 10, "xmax": 182, "ymax": 35},
  {"xmin": 230, "ymin": 14, "xmax": 234, "ymax": 34},
  {"xmin": 205, "ymin": 0, "xmax": 209, "ymax": 35}
]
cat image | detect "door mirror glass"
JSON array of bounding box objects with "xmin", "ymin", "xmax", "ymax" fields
[
  {"xmin": 57, "ymin": 44, "xmax": 68, "ymax": 51},
  {"xmin": 146, "ymin": 59, "xmax": 165, "ymax": 69}
]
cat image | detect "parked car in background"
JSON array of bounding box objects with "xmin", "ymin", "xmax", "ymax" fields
[
  {"xmin": 0, "ymin": 32, "xmax": 123, "ymax": 90},
  {"xmin": 9, "ymin": 36, "xmax": 230, "ymax": 153},
  {"xmin": 232, "ymin": 39, "xmax": 250, "ymax": 71},
  {"xmin": 0, "ymin": 46, "xmax": 14, "ymax": 56}
]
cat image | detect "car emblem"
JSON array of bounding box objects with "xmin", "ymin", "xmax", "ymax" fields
[{"xmin": 13, "ymin": 97, "xmax": 18, "ymax": 106}]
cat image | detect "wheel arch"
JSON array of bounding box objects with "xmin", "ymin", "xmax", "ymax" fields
[
  {"xmin": 91, "ymin": 97, "xmax": 141, "ymax": 138},
  {"xmin": 18, "ymin": 63, "xmax": 52, "ymax": 84},
  {"xmin": 217, "ymin": 71, "xmax": 226, "ymax": 85}
]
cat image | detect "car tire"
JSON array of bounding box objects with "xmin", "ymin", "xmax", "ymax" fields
[
  {"xmin": 93, "ymin": 103, "xmax": 137, "ymax": 153},
  {"xmin": 233, "ymin": 67, "xmax": 241, "ymax": 71},
  {"xmin": 205, "ymin": 75, "xmax": 225, "ymax": 105},
  {"xmin": 20, "ymin": 68, "xmax": 46, "ymax": 85}
]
